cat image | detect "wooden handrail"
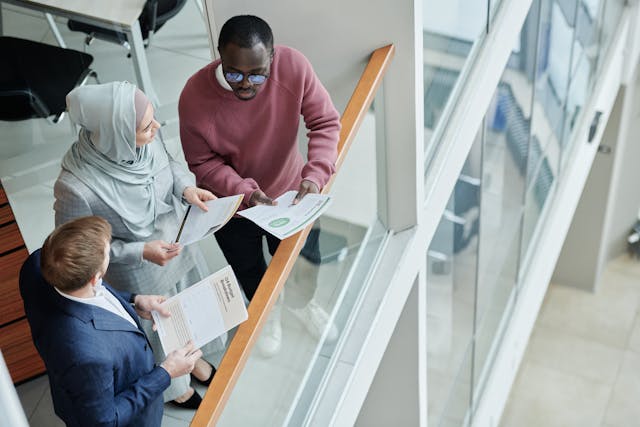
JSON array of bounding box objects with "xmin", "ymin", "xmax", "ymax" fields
[{"xmin": 191, "ymin": 44, "xmax": 395, "ymax": 427}]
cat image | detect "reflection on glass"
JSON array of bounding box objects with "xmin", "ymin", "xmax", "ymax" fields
[
  {"xmin": 427, "ymin": 130, "xmax": 482, "ymax": 426},
  {"xmin": 427, "ymin": 0, "xmax": 627, "ymax": 421},
  {"xmin": 490, "ymin": 0, "xmax": 500, "ymax": 22},
  {"xmin": 519, "ymin": 0, "xmax": 576, "ymax": 263},
  {"xmin": 599, "ymin": 0, "xmax": 626, "ymax": 62},
  {"xmin": 559, "ymin": 0, "xmax": 602, "ymax": 165},
  {"xmin": 473, "ymin": 0, "xmax": 540, "ymax": 397},
  {"xmin": 423, "ymin": 0, "xmax": 488, "ymax": 159},
  {"xmin": 217, "ymin": 100, "xmax": 388, "ymax": 427}
]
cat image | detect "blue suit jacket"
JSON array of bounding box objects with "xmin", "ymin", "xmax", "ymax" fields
[{"xmin": 19, "ymin": 250, "xmax": 170, "ymax": 427}]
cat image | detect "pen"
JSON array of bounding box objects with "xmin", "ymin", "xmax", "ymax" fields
[{"xmin": 174, "ymin": 205, "xmax": 191, "ymax": 244}]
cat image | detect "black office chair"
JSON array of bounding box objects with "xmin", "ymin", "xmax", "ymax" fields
[
  {"xmin": 0, "ymin": 36, "xmax": 97, "ymax": 123},
  {"xmin": 67, "ymin": 0, "xmax": 188, "ymax": 50}
]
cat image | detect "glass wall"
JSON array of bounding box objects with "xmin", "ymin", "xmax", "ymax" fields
[
  {"xmin": 427, "ymin": 130, "xmax": 481, "ymax": 427},
  {"xmin": 423, "ymin": 0, "xmax": 489, "ymax": 162},
  {"xmin": 473, "ymin": 1, "xmax": 540, "ymax": 392},
  {"xmin": 426, "ymin": 0, "xmax": 625, "ymax": 424},
  {"xmin": 521, "ymin": 0, "xmax": 617, "ymax": 266}
]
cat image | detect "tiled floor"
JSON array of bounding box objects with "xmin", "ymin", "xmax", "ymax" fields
[{"xmin": 500, "ymin": 254, "xmax": 640, "ymax": 427}]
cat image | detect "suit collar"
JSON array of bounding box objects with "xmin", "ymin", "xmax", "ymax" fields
[{"xmin": 54, "ymin": 282, "xmax": 144, "ymax": 335}]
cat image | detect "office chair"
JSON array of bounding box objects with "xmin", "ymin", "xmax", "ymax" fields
[
  {"xmin": 0, "ymin": 36, "xmax": 97, "ymax": 123},
  {"xmin": 67, "ymin": 0, "xmax": 188, "ymax": 51}
]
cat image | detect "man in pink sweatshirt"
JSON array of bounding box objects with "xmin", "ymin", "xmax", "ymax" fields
[{"xmin": 179, "ymin": 15, "xmax": 340, "ymax": 356}]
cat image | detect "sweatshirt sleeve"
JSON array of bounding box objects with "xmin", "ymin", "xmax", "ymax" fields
[
  {"xmin": 299, "ymin": 55, "xmax": 341, "ymax": 190},
  {"xmin": 179, "ymin": 89, "xmax": 260, "ymax": 202}
]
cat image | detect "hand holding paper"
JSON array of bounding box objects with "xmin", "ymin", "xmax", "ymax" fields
[
  {"xmin": 151, "ymin": 266, "xmax": 248, "ymax": 354},
  {"xmin": 182, "ymin": 186, "xmax": 216, "ymax": 211},
  {"xmin": 238, "ymin": 191, "xmax": 332, "ymax": 239},
  {"xmin": 175, "ymin": 194, "xmax": 243, "ymax": 245}
]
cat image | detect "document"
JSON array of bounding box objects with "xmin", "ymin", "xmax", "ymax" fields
[
  {"xmin": 175, "ymin": 195, "xmax": 243, "ymax": 245},
  {"xmin": 237, "ymin": 191, "xmax": 332, "ymax": 240},
  {"xmin": 151, "ymin": 266, "xmax": 248, "ymax": 354}
]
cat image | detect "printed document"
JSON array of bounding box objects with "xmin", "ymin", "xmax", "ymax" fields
[
  {"xmin": 151, "ymin": 266, "xmax": 247, "ymax": 354},
  {"xmin": 237, "ymin": 191, "xmax": 331, "ymax": 239},
  {"xmin": 175, "ymin": 194, "xmax": 243, "ymax": 245}
]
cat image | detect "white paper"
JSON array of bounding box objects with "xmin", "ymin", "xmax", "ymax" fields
[
  {"xmin": 237, "ymin": 191, "xmax": 332, "ymax": 239},
  {"xmin": 151, "ymin": 266, "xmax": 248, "ymax": 354},
  {"xmin": 176, "ymin": 195, "xmax": 243, "ymax": 246}
]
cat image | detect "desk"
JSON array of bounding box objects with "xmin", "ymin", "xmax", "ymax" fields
[{"xmin": 0, "ymin": 0, "xmax": 160, "ymax": 105}]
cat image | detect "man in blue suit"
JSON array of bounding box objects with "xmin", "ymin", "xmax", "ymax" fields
[{"xmin": 20, "ymin": 216, "xmax": 202, "ymax": 427}]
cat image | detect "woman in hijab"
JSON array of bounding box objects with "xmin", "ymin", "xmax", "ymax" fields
[{"xmin": 54, "ymin": 81, "xmax": 217, "ymax": 409}]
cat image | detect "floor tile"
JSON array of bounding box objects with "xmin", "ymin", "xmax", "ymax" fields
[
  {"xmin": 3, "ymin": 183, "xmax": 56, "ymax": 252},
  {"xmin": 15, "ymin": 375, "xmax": 48, "ymax": 419},
  {"xmin": 607, "ymin": 253, "xmax": 640, "ymax": 279},
  {"xmin": 161, "ymin": 413, "xmax": 190, "ymax": 427},
  {"xmin": 537, "ymin": 276, "xmax": 639, "ymax": 348},
  {"xmin": 28, "ymin": 386, "xmax": 65, "ymax": 427},
  {"xmin": 602, "ymin": 351, "xmax": 640, "ymax": 427},
  {"xmin": 500, "ymin": 362, "xmax": 611, "ymax": 427},
  {"xmin": 1, "ymin": 7, "xmax": 49, "ymax": 42},
  {"xmin": 525, "ymin": 324, "xmax": 624, "ymax": 385},
  {"xmin": 163, "ymin": 401, "xmax": 197, "ymax": 422}
]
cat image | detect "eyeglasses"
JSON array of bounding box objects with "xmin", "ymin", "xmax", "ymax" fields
[{"xmin": 224, "ymin": 71, "xmax": 268, "ymax": 85}]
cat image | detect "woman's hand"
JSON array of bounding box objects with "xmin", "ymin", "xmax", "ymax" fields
[
  {"xmin": 183, "ymin": 186, "xmax": 216, "ymax": 211},
  {"xmin": 143, "ymin": 240, "xmax": 181, "ymax": 266}
]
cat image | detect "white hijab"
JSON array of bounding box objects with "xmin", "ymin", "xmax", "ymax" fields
[{"xmin": 61, "ymin": 82, "xmax": 171, "ymax": 239}]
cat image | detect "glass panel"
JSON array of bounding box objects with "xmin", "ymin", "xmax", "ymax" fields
[
  {"xmin": 598, "ymin": 0, "xmax": 626, "ymax": 60},
  {"xmin": 473, "ymin": 0, "xmax": 539, "ymax": 398},
  {"xmin": 559, "ymin": 0, "xmax": 602, "ymax": 166},
  {"xmin": 427, "ymin": 130, "xmax": 482, "ymax": 426},
  {"xmin": 423, "ymin": 0, "xmax": 488, "ymax": 159},
  {"xmin": 519, "ymin": 0, "xmax": 577, "ymax": 263},
  {"xmin": 218, "ymin": 96, "xmax": 388, "ymax": 427},
  {"xmin": 490, "ymin": 0, "xmax": 500, "ymax": 22},
  {"xmin": 520, "ymin": 158, "xmax": 558, "ymax": 268}
]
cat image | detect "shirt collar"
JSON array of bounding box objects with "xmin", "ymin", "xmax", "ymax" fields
[{"xmin": 215, "ymin": 63, "xmax": 233, "ymax": 91}]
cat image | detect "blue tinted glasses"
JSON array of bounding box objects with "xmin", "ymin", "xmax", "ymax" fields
[{"xmin": 224, "ymin": 71, "xmax": 268, "ymax": 85}]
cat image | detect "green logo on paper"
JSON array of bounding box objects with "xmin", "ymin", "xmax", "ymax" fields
[{"xmin": 269, "ymin": 218, "xmax": 290, "ymax": 227}]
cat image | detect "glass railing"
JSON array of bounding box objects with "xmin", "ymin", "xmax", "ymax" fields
[
  {"xmin": 426, "ymin": 0, "xmax": 626, "ymax": 424},
  {"xmin": 190, "ymin": 45, "xmax": 395, "ymax": 427}
]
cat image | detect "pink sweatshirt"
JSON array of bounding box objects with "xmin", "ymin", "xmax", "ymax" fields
[{"xmin": 179, "ymin": 45, "xmax": 340, "ymax": 208}]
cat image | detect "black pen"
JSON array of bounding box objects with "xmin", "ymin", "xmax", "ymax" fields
[{"xmin": 174, "ymin": 205, "xmax": 191, "ymax": 244}]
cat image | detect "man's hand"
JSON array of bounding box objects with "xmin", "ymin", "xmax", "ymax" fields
[
  {"xmin": 160, "ymin": 341, "xmax": 202, "ymax": 378},
  {"xmin": 143, "ymin": 240, "xmax": 181, "ymax": 266},
  {"xmin": 132, "ymin": 294, "xmax": 170, "ymax": 321},
  {"xmin": 292, "ymin": 180, "xmax": 319, "ymax": 205},
  {"xmin": 183, "ymin": 186, "xmax": 216, "ymax": 211},
  {"xmin": 249, "ymin": 189, "xmax": 277, "ymax": 207}
]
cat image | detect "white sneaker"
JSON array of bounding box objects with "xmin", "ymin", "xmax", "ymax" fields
[
  {"xmin": 257, "ymin": 303, "xmax": 282, "ymax": 358},
  {"xmin": 288, "ymin": 300, "xmax": 339, "ymax": 343}
]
